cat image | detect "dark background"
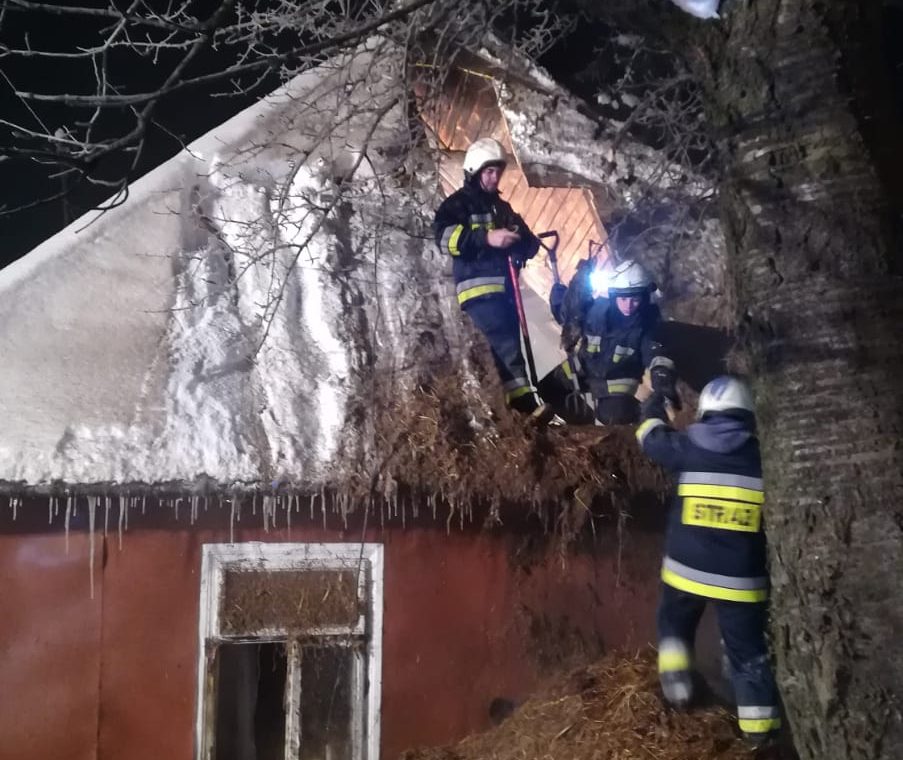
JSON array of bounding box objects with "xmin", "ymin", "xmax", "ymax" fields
[{"xmin": 2, "ymin": 2, "xmax": 903, "ymax": 271}]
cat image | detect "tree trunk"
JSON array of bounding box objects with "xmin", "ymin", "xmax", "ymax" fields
[{"xmin": 690, "ymin": 2, "xmax": 903, "ymax": 758}]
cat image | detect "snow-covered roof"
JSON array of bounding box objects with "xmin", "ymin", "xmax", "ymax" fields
[{"xmin": 0, "ymin": 40, "xmax": 462, "ymax": 492}]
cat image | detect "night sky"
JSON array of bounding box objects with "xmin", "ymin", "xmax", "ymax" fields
[
  {"xmin": 0, "ymin": 1, "xmax": 275, "ymax": 269},
  {"xmin": 3, "ymin": 3, "xmax": 903, "ymax": 272}
]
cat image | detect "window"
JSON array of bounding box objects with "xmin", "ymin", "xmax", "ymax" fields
[{"xmin": 195, "ymin": 543, "xmax": 383, "ymax": 760}]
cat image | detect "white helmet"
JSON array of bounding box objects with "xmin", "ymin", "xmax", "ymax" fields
[
  {"xmin": 463, "ymin": 137, "xmax": 507, "ymax": 179},
  {"xmin": 697, "ymin": 376, "xmax": 755, "ymax": 419},
  {"xmin": 607, "ymin": 259, "xmax": 655, "ymax": 298}
]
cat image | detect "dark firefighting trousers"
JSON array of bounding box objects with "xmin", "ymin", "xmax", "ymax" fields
[
  {"xmin": 538, "ymin": 358, "xmax": 638, "ymax": 425},
  {"xmin": 464, "ymin": 295, "xmax": 537, "ymax": 412},
  {"xmin": 657, "ymin": 583, "xmax": 781, "ymax": 739}
]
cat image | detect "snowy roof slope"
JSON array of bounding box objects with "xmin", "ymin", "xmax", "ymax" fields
[{"xmin": 0, "ymin": 40, "xmax": 470, "ymax": 492}]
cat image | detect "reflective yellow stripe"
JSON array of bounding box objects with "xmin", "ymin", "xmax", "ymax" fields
[
  {"xmin": 448, "ymin": 224, "xmax": 464, "ymax": 256},
  {"xmin": 739, "ymin": 717, "xmax": 782, "ymax": 734},
  {"xmin": 562, "ymin": 359, "xmax": 573, "ymax": 379},
  {"xmin": 457, "ymin": 283, "xmax": 505, "ymax": 304},
  {"xmin": 658, "ymin": 650, "xmax": 690, "ymax": 673},
  {"xmin": 505, "ymin": 386, "xmax": 533, "ymax": 402},
  {"xmin": 682, "ymin": 497, "xmax": 762, "ymax": 532},
  {"xmin": 677, "ymin": 483, "xmax": 764, "ymax": 504},
  {"xmin": 586, "ymin": 345, "xmax": 601, "ymax": 353},
  {"xmin": 662, "ymin": 567, "xmax": 768, "ymax": 603},
  {"xmin": 636, "ymin": 418, "xmax": 665, "ymax": 444},
  {"xmin": 607, "ymin": 383, "xmax": 637, "ymax": 394}
]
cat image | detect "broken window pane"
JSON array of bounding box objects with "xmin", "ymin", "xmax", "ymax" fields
[
  {"xmin": 214, "ymin": 642, "xmax": 287, "ymax": 760},
  {"xmin": 300, "ymin": 645, "xmax": 355, "ymax": 760}
]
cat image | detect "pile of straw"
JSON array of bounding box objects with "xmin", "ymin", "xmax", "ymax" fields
[{"xmin": 402, "ymin": 649, "xmax": 789, "ymax": 760}]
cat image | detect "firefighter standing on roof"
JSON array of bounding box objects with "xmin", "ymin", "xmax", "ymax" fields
[
  {"xmin": 433, "ymin": 137, "xmax": 546, "ymax": 415},
  {"xmin": 540, "ymin": 258, "xmax": 679, "ymax": 424},
  {"xmin": 636, "ymin": 376, "xmax": 782, "ymax": 748}
]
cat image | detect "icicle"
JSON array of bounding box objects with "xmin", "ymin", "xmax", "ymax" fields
[
  {"xmin": 118, "ymin": 497, "xmax": 125, "ymax": 551},
  {"xmin": 229, "ymin": 498, "xmax": 236, "ymax": 544},
  {"xmin": 204, "ymin": 496, "xmax": 209, "ymax": 513},
  {"xmin": 295, "ymin": 494, "xmax": 301, "ymax": 514},
  {"xmin": 262, "ymin": 495, "xmax": 270, "ymax": 532},
  {"xmin": 252, "ymin": 493, "xmax": 257, "ymax": 516},
  {"xmin": 286, "ymin": 496, "xmax": 292, "ymax": 530},
  {"xmin": 55, "ymin": 497, "xmax": 60, "ymax": 517},
  {"xmin": 402, "ymin": 499, "xmax": 406, "ymax": 529},
  {"xmin": 88, "ymin": 496, "xmax": 97, "ymax": 600},
  {"xmin": 321, "ymin": 491, "xmax": 327, "ymax": 530},
  {"xmin": 102, "ymin": 496, "xmax": 110, "ymax": 537},
  {"xmin": 124, "ymin": 497, "xmax": 130, "ymax": 532},
  {"xmin": 309, "ymin": 494, "xmax": 315, "ymax": 520},
  {"xmin": 141, "ymin": 495, "xmax": 146, "ymax": 515},
  {"xmin": 174, "ymin": 498, "xmax": 179, "ymax": 522},
  {"xmin": 65, "ymin": 497, "xmax": 73, "ymax": 553},
  {"xmin": 190, "ymin": 496, "xmax": 198, "ymax": 525},
  {"xmin": 48, "ymin": 497, "xmax": 53, "ymax": 526},
  {"xmin": 11, "ymin": 496, "xmax": 17, "ymax": 521}
]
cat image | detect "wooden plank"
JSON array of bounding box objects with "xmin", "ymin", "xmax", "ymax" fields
[
  {"xmin": 534, "ymin": 187, "xmax": 571, "ymax": 239},
  {"xmin": 564, "ymin": 211, "xmax": 601, "ymax": 284},
  {"xmin": 556, "ymin": 200, "xmax": 591, "ymax": 266},
  {"xmin": 438, "ymin": 72, "xmax": 470, "ymax": 150}
]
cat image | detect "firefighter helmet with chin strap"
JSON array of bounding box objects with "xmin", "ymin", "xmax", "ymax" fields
[
  {"xmin": 463, "ymin": 137, "xmax": 507, "ymax": 179},
  {"xmin": 697, "ymin": 376, "xmax": 755, "ymax": 420},
  {"xmin": 607, "ymin": 259, "xmax": 655, "ymax": 298}
]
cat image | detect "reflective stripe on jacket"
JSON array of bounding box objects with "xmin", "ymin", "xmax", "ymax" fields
[
  {"xmin": 636, "ymin": 414, "xmax": 768, "ymax": 602},
  {"xmin": 578, "ymin": 299, "xmax": 672, "ymax": 400},
  {"xmin": 433, "ymin": 183, "xmax": 538, "ymax": 308}
]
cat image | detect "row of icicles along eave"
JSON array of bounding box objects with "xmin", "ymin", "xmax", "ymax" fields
[{"xmin": 0, "ymin": 485, "xmax": 586, "ymax": 597}]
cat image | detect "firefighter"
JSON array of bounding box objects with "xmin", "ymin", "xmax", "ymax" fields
[
  {"xmin": 636, "ymin": 376, "xmax": 781, "ymax": 747},
  {"xmin": 539, "ymin": 258, "xmax": 679, "ymax": 424},
  {"xmin": 433, "ymin": 137, "xmax": 547, "ymax": 416}
]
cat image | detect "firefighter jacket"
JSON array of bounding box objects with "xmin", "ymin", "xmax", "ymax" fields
[
  {"xmin": 576, "ymin": 299, "xmax": 674, "ymax": 401},
  {"xmin": 433, "ymin": 181, "xmax": 539, "ymax": 308},
  {"xmin": 636, "ymin": 408, "xmax": 768, "ymax": 603}
]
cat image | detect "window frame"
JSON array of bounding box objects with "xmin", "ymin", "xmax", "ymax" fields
[{"xmin": 194, "ymin": 542, "xmax": 384, "ymax": 760}]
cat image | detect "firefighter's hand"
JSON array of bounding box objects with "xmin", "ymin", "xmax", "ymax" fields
[
  {"xmin": 487, "ymin": 228, "xmax": 521, "ymax": 248},
  {"xmin": 641, "ymin": 392, "xmax": 670, "ymax": 423},
  {"xmin": 651, "ymin": 367, "xmax": 682, "ymax": 411}
]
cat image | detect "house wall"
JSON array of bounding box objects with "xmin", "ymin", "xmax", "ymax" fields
[{"xmin": 0, "ymin": 499, "xmax": 667, "ymax": 760}]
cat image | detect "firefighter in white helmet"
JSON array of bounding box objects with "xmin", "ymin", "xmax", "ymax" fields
[
  {"xmin": 636, "ymin": 376, "xmax": 781, "ymax": 748},
  {"xmin": 433, "ymin": 137, "xmax": 547, "ymax": 416},
  {"xmin": 540, "ymin": 257, "xmax": 679, "ymax": 424}
]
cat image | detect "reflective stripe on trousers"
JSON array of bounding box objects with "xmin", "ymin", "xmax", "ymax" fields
[
  {"xmin": 737, "ymin": 704, "xmax": 782, "ymax": 735},
  {"xmin": 612, "ymin": 344, "xmax": 635, "ymax": 363},
  {"xmin": 456, "ymin": 276, "xmax": 507, "ymax": 305},
  {"xmin": 503, "ymin": 377, "xmax": 533, "ymax": 402},
  {"xmin": 662, "ymin": 556, "xmax": 768, "ymax": 603}
]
